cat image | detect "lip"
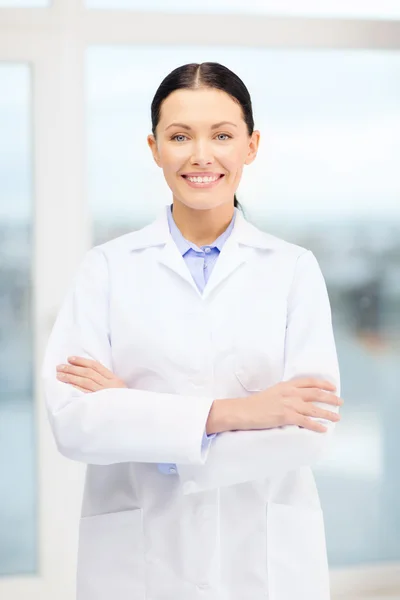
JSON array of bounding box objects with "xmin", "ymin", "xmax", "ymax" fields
[
  {"xmin": 182, "ymin": 172, "xmax": 224, "ymax": 177},
  {"xmin": 181, "ymin": 173, "xmax": 225, "ymax": 189}
]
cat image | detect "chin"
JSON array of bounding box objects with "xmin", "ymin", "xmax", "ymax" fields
[{"xmin": 174, "ymin": 195, "xmax": 230, "ymax": 211}]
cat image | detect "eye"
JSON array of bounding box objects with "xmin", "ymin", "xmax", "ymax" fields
[
  {"xmin": 171, "ymin": 134, "xmax": 188, "ymax": 142},
  {"xmin": 216, "ymin": 133, "xmax": 232, "ymax": 141}
]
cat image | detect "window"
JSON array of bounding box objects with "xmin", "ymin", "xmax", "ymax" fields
[
  {"xmin": 0, "ymin": 64, "xmax": 36, "ymax": 576},
  {"xmin": 87, "ymin": 45, "xmax": 400, "ymax": 566}
]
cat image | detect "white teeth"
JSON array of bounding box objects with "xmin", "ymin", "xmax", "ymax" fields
[{"xmin": 186, "ymin": 175, "xmax": 220, "ymax": 183}]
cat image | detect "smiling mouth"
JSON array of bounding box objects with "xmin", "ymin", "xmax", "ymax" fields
[{"xmin": 181, "ymin": 174, "xmax": 225, "ymax": 188}]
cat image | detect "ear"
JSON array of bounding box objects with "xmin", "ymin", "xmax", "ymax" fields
[
  {"xmin": 147, "ymin": 134, "xmax": 162, "ymax": 167},
  {"xmin": 244, "ymin": 130, "xmax": 260, "ymax": 166}
]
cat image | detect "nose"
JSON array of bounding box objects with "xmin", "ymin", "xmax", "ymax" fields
[{"xmin": 190, "ymin": 140, "xmax": 213, "ymax": 168}]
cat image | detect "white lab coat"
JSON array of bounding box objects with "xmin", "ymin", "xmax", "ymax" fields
[{"xmin": 42, "ymin": 204, "xmax": 340, "ymax": 600}]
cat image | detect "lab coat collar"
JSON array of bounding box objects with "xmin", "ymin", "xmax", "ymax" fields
[
  {"xmin": 167, "ymin": 203, "xmax": 237, "ymax": 256},
  {"xmin": 128, "ymin": 204, "xmax": 278, "ymax": 252},
  {"xmin": 128, "ymin": 204, "xmax": 280, "ymax": 299}
]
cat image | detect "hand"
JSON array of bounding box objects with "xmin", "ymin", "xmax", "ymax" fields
[
  {"xmin": 56, "ymin": 356, "xmax": 127, "ymax": 393},
  {"xmin": 235, "ymin": 378, "xmax": 343, "ymax": 433}
]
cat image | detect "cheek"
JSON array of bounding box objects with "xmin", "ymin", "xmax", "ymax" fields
[
  {"xmin": 216, "ymin": 145, "xmax": 245, "ymax": 171},
  {"xmin": 159, "ymin": 146, "xmax": 187, "ymax": 174}
]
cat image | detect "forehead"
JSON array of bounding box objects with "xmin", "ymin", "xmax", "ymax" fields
[{"xmin": 159, "ymin": 88, "xmax": 243, "ymax": 127}]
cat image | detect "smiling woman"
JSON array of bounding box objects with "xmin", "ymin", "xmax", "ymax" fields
[
  {"xmin": 43, "ymin": 61, "xmax": 342, "ymax": 600},
  {"xmin": 146, "ymin": 62, "xmax": 260, "ymax": 243},
  {"xmin": 148, "ymin": 62, "xmax": 260, "ymax": 245}
]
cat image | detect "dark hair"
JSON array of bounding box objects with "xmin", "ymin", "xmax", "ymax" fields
[{"xmin": 151, "ymin": 62, "xmax": 255, "ymax": 213}]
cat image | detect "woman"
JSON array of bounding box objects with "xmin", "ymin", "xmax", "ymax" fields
[{"xmin": 42, "ymin": 62, "xmax": 343, "ymax": 600}]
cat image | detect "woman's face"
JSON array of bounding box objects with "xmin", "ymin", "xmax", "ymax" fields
[{"xmin": 147, "ymin": 87, "xmax": 260, "ymax": 211}]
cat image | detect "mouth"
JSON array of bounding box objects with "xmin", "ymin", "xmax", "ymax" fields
[{"xmin": 181, "ymin": 174, "xmax": 225, "ymax": 189}]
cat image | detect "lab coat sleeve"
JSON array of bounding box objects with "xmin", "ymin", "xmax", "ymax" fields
[
  {"xmin": 42, "ymin": 248, "xmax": 215, "ymax": 466},
  {"xmin": 177, "ymin": 250, "xmax": 341, "ymax": 495}
]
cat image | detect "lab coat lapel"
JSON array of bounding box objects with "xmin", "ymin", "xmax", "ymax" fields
[
  {"xmin": 158, "ymin": 236, "xmax": 201, "ymax": 296},
  {"xmin": 200, "ymin": 209, "xmax": 275, "ymax": 300},
  {"xmin": 201, "ymin": 234, "xmax": 246, "ymax": 300},
  {"xmin": 128, "ymin": 206, "xmax": 201, "ymax": 296},
  {"xmin": 128, "ymin": 205, "xmax": 276, "ymax": 299}
]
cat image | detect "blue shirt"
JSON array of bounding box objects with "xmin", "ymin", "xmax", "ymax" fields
[{"xmin": 157, "ymin": 203, "xmax": 237, "ymax": 475}]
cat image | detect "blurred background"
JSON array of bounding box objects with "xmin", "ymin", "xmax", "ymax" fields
[{"xmin": 0, "ymin": 1, "xmax": 400, "ymax": 598}]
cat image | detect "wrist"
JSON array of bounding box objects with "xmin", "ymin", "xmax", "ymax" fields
[{"xmin": 206, "ymin": 396, "xmax": 248, "ymax": 434}]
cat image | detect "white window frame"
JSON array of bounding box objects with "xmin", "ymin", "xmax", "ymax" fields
[{"xmin": 0, "ymin": 2, "xmax": 399, "ymax": 597}]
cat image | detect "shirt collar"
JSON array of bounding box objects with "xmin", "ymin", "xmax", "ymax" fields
[{"xmin": 167, "ymin": 203, "xmax": 237, "ymax": 257}]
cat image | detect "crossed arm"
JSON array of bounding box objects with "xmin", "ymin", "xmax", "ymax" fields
[{"xmin": 43, "ymin": 248, "xmax": 342, "ymax": 494}]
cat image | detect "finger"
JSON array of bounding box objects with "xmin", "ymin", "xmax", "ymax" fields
[
  {"xmin": 289, "ymin": 378, "xmax": 336, "ymax": 392},
  {"xmin": 57, "ymin": 364, "xmax": 105, "ymax": 386},
  {"xmin": 303, "ymin": 405, "xmax": 341, "ymax": 422},
  {"xmin": 67, "ymin": 357, "xmax": 113, "ymax": 379},
  {"xmin": 56, "ymin": 372, "xmax": 101, "ymax": 392},
  {"xmin": 285, "ymin": 398, "xmax": 339, "ymax": 423},
  {"xmin": 71, "ymin": 384, "xmax": 91, "ymax": 393},
  {"xmin": 293, "ymin": 413, "xmax": 328, "ymax": 433},
  {"xmin": 67, "ymin": 356, "xmax": 114, "ymax": 380},
  {"xmin": 297, "ymin": 388, "xmax": 343, "ymax": 406}
]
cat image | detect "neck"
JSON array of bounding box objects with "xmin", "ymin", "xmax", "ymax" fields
[{"xmin": 171, "ymin": 199, "xmax": 235, "ymax": 246}]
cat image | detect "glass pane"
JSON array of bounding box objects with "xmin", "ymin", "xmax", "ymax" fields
[
  {"xmin": 0, "ymin": 64, "xmax": 36, "ymax": 576},
  {"xmin": 86, "ymin": 46, "xmax": 400, "ymax": 567},
  {"xmin": 85, "ymin": 0, "xmax": 400, "ymax": 20},
  {"xmin": 0, "ymin": 0, "xmax": 50, "ymax": 6}
]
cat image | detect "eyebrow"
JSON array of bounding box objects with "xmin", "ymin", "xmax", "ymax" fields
[{"xmin": 165, "ymin": 121, "xmax": 238, "ymax": 131}]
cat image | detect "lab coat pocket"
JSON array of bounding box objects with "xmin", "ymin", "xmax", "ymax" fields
[
  {"xmin": 77, "ymin": 508, "xmax": 145, "ymax": 600},
  {"xmin": 234, "ymin": 355, "xmax": 267, "ymax": 392},
  {"xmin": 234, "ymin": 346, "xmax": 284, "ymax": 393},
  {"xmin": 266, "ymin": 502, "xmax": 330, "ymax": 600}
]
